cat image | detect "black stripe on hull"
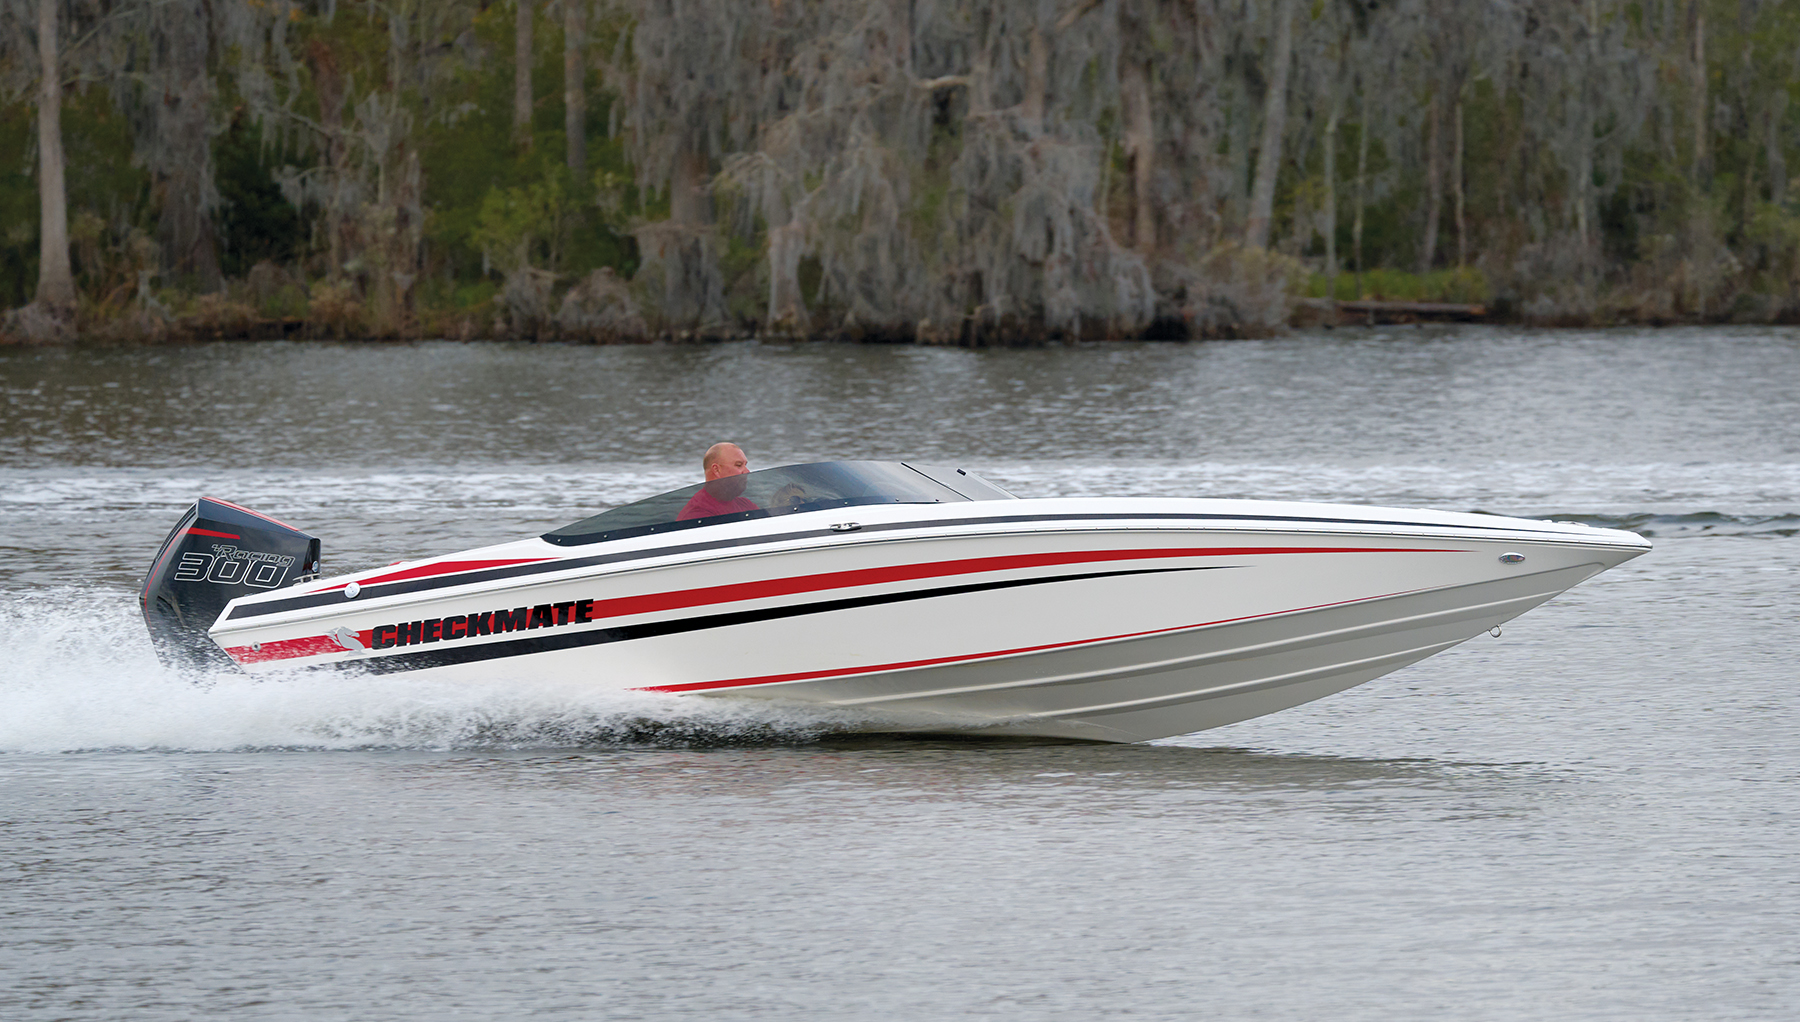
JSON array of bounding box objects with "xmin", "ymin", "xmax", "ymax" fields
[
  {"xmin": 228, "ymin": 509, "xmax": 1550, "ymax": 621},
  {"xmin": 306, "ymin": 565, "xmax": 1235, "ymax": 675}
]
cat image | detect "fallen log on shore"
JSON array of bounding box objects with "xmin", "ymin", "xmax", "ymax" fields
[{"xmin": 1300, "ymin": 298, "xmax": 1488, "ymax": 323}]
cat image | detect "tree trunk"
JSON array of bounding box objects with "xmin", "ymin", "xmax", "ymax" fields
[
  {"xmin": 1577, "ymin": 0, "xmax": 1599, "ymax": 252},
  {"xmin": 1021, "ymin": 26, "xmax": 1048, "ymax": 132},
  {"xmin": 1737, "ymin": 33, "xmax": 1756, "ymax": 237},
  {"xmin": 1575, "ymin": 112, "xmax": 1593, "ymax": 249},
  {"xmin": 1245, "ymin": 0, "xmax": 1293, "ymax": 250},
  {"xmin": 1419, "ymin": 91, "xmax": 1442, "ymax": 273},
  {"xmin": 1690, "ymin": 2, "xmax": 1706, "ymax": 187},
  {"xmin": 515, "ymin": 0, "xmax": 534, "ymax": 148},
  {"xmin": 670, "ymin": 148, "xmax": 709, "ymax": 227},
  {"xmin": 1354, "ymin": 85, "xmax": 1368, "ymax": 298},
  {"xmin": 636, "ymin": 145, "xmax": 726, "ymax": 331},
  {"xmin": 564, "ymin": 0, "xmax": 586, "ymax": 174},
  {"xmin": 968, "ymin": 20, "xmax": 994, "ymax": 113},
  {"xmin": 1453, "ymin": 93, "xmax": 1466, "ymax": 268},
  {"xmin": 767, "ymin": 221, "xmax": 805, "ymax": 329},
  {"xmin": 306, "ymin": 39, "xmax": 349, "ymax": 280},
  {"xmin": 369, "ymin": 11, "xmax": 424, "ymax": 336},
  {"xmin": 156, "ymin": 1, "xmax": 222, "ymax": 294},
  {"xmin": 1770, "ymin": 91, "xmax": 1788, "ymax": 208},
  {"xmin": 1324, "ymin": 103, "xmax": 1338, "ymax": 306},
  {"xmin": 1121, "ymin": 57, "xmax": 1155, "ymax": 252},
  {"xmin": 34, "ymin": 0, "xmax": 75, "ymax": 308}
]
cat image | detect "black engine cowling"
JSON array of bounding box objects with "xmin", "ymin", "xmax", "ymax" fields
[{"xmin": 140, "ymin": 498, "xmax": 320, "ymax": 669}]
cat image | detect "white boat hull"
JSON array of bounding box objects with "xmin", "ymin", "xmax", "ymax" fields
[{"xmin": 208, "ymin": 498, "xmax": 1649, "ymax": 743}]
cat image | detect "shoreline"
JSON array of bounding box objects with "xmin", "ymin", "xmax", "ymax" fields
[{"xmin": 8, "ymin": 307, "xmax": 1800, "ymax": 348}]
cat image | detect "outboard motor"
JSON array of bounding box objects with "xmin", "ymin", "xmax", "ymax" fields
[{"xmin": 141, "ymin": 498, "xmax": 320, "ymax": 669}]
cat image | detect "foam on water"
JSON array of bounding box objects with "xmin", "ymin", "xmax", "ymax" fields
[{"xmin": 0, "ymin": 589, "xmax": 889, "ymax": 755}]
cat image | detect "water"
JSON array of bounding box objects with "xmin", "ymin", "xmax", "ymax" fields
[{"xmin": 2, "ymin": 327, "xmax": 1796, "ymax": 1020}]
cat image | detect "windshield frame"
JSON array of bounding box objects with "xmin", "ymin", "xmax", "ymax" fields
[{"xmin": 541, "ymin": 461, "xmax": 1012, "ymax": 547}]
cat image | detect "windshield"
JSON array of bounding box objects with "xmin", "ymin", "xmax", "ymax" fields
[{"xmin": 543, "ymin": 461, "xmax": 1014, "ymax": 546}]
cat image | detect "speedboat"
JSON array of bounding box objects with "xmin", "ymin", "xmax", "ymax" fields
[{"xmin": 141, "ymin": 461, "xmax": 1650, "ymax": 743}]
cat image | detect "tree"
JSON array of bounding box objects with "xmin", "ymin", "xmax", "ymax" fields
[
  {"xmin": 612, "ymin": 0, "xmax": 765, "ymax": 332},
  {"xmin": 1244, "ymin": 0, "xmax": 1294, "ymax": 250},
  {"xmin": 131, "ymin": 0, "xmax": 224, "ymax": 291},
  {"xmin": 10, "ymin": 0, "xmax": 1800, "ymax": 338},
  {"xmin": 515, "ymin": 0, "xmax": 534, "ymax": 147},
  {"xmin": 32, "ymin": 0, "xmax": 74, "ymax": 306},
  {"xmin": 0, "ymin": 0, "xmax": 91, "ymax": 309},
  {"xmin": 563, "ymin": 0, "xmax": 585, "ymax": 174}
]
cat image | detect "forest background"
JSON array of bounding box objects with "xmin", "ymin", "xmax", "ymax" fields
[{"xmin": 3, "ymin": 0, "xmax": 1799, "ymax": 345}]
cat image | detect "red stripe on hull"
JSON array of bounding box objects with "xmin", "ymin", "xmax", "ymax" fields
[
  {"xmin": 228, "ymin": 635, "xmax": 345, "ymax": 664},
  {"xmin": 535, "ymin": 546, "xmax": 1451, "ymax": 625},
  {"xmin": 227, "ymin": 629, "xmax": 374, "ymax": 664},
  {"xmin": 224, "ymin": 545, "xmax": 1457, "ymax": 665},
  {"xmin": 316, "ymin": 557, "xmax": 557, "ymax": 592}
]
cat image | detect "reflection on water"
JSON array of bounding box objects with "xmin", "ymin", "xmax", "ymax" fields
[
  {"xmin": 3, "ymin": 328, "xmax": 1798, "ymax": 1021},
  {"xmin": 436, "ymin": 738, "xmax": 1560, "ymax": 816}
]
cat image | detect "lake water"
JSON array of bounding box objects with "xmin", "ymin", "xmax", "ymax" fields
[{"xmin": 2, "ymin": 327, "xmax": 1796, "ymax": 1020}]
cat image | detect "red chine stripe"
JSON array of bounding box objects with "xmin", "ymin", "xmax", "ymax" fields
[
  {"xmin": 187, "ymin": 527, "xmax": 241, "ymax": 539},
  {"xmin": 224, "ymin": 629, "xmax": 375, "ymax": 664},
  {"xmin": 226, "ymin": 635, "xmax": 345, "ymax": 664}
]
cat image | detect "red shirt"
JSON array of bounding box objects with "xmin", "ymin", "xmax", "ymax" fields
[{"xmin": 678, "ymin": 486, "xmax": 760, "ymax": 521}]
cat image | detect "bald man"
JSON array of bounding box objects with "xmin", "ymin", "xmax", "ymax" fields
[{"xmin": 677, "ymin": 442, "xmax": 761, "ymax": 521}]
